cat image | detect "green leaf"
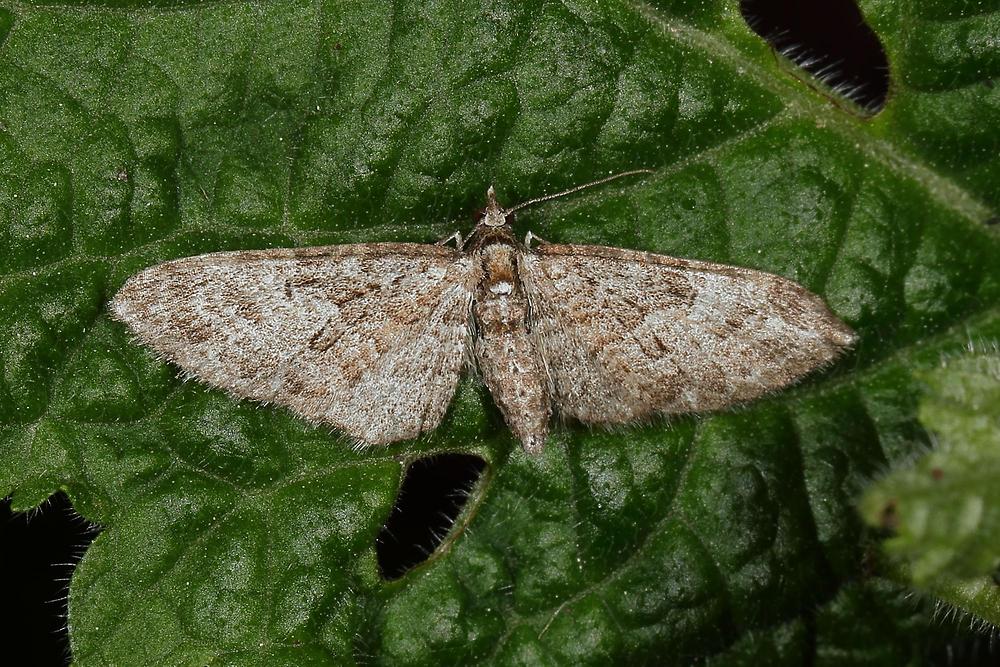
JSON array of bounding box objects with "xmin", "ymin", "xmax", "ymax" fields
[
  {"xmin": 860, "ymin": 346, "xmax": 1000, "ymax": 625},
  {"xmin": 1, "ymin": 0, "xmax": 998, "ymax": 664}
]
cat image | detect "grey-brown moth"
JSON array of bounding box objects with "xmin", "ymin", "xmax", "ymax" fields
[{"xmin": 110, "ymin": 177, "xmax": 855, "ymax": 454}]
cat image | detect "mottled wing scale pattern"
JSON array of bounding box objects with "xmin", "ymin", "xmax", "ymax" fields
[
  {"xmin": 520, "ymin": 244, "xmax": 855, "ymax": 425},
  {"xmin": 110, "ymin": 245, "xmax": 476, "ymax": 445}
]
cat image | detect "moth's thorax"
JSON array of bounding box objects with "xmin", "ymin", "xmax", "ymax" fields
[{"xmin": 474, "ymin": 237, "xmax": 522, "ymax": 296}]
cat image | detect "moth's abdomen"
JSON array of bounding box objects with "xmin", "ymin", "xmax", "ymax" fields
[{"xmin": 473, "ymin": 243, "xmax": 550, "ymax": 453}]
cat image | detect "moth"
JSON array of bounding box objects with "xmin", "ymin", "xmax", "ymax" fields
[{"xmin": 110, "ymin": 174, "xmax": 856, "ymax": 454}]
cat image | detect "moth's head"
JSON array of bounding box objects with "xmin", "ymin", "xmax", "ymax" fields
[{"xmin": 482, "ymin": 185, "xmax": 509, "ymax": 228}]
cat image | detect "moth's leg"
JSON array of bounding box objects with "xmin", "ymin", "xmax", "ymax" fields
[
  {"xmin": 436, "ymin": 230, "xmax": 464, "ymax": 248},
  {"xmin": 524, "ymin": 231, "xmax": 550, "ymax": 249}
]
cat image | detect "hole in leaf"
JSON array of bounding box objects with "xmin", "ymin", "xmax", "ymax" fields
[
  {"xmin": 377, "ymin": 453, "xmax": 487, "ymax": 580},
  {"xmin": 741, "ymin": 0, "xmax": 890, "ymax": 114},
  {"xmin": 0, "ymin": 492, "xmax": 100, "ymax": 666}
]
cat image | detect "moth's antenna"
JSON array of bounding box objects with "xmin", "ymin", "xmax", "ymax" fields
[{"xmin": 505, "ymin": 169, "xmax": 655, "ymax": 214}]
